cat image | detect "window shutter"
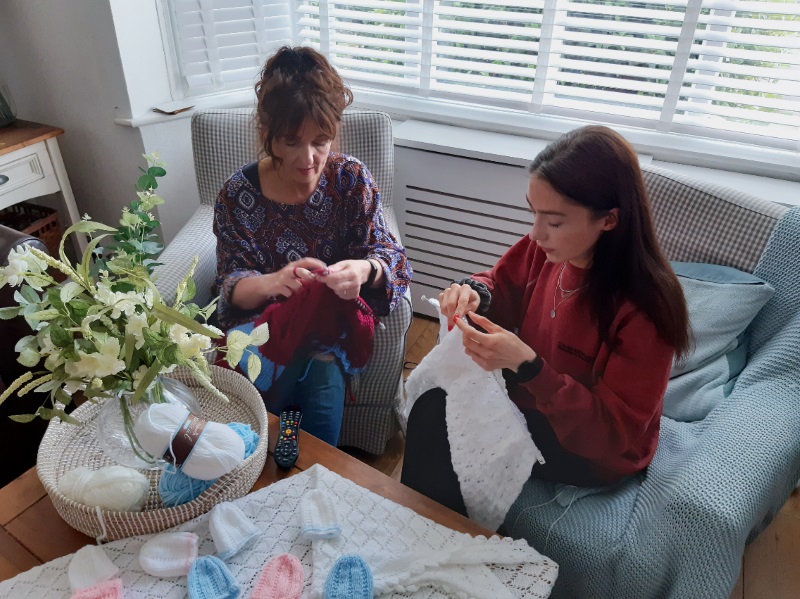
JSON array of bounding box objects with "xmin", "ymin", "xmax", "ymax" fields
[
  {"xmin": 167, "ymin": 0, "xmax": 800, "ymax": 151},
  {"xmin": 169, "ymin": 0, "xmax": 294, "ymax": 94}
]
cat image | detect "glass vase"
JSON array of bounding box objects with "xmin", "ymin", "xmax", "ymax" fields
[{"xmin": 95, "ymin": 376, "xmax": 202, "ymax": 469}]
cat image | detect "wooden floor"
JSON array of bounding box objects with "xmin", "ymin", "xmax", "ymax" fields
[{"xmin": 344, "ymin": 314, "xmax": 800, "ymax": 598}]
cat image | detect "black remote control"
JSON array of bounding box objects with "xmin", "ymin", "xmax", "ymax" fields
[{"xmin": 274, "ymin": 406, "xmax": 302, "ymax": 469}]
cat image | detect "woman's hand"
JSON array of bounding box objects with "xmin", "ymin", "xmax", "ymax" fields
[
  {"xmin": 322, "ymin": 259, "xmax": 373, "ymax": 300},
  {"xmin": 231, "ymin": 257, "xmax": 326, "ymax": 309},
  {"xmin": 439, "ymin": 283, "xmax": 481, "ymax": 330},
  {"xmin": 455, "ymin": 311, "xmax": 537, "ymax": 372}
]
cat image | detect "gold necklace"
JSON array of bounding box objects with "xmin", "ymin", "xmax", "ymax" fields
[{"xmin": 551, "ymin": 263, "xmax": 588, "ymax": 318}]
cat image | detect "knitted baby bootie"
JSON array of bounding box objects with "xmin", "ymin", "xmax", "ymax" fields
[
  {"xmin": 210, "ymin": 502, "xmax": 260, "ymax": 560},
  {"xmin": 188, "ymin": 555, "xmax": 241, "ymax": 599},
  {"xmin": 299, "ymin": 489, "xmax": 341, "ymax": 541},
  {"xmin": 68, "ymin": 545, "xmax": 120, "ymax": 593},
  {"xmin": 250, "ymin": 553, "xmax": 303, "ymax": 599},
  {"xmin": 139, "ymin": 531, "xmax": 199, "ymax": 577},
  {"xmin": 323, "ymin": 554, "xmax": 373, "ymax": 599},
  {"xmin": 70, "ymin": 578, "xmax": 123, "ymax": 599}
]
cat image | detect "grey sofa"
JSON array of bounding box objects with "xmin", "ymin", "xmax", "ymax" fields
[
  {"xmin": 504, "ymin": 164, "xmax": 800, "ymax": 598},
  {"xmin": 153, "ymin": 109, "xmax": 412, "ymax": 454}
]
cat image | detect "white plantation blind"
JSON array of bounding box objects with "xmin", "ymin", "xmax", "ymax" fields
[
  {"xmin": 167, "ymin": 0, "xmax": 800, "ymax": 149},
  {"xmin": 168, "ymin": 0, "xmax": 293, "ymax": 93}
]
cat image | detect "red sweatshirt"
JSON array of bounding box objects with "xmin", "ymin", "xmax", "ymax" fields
[{"xmin": 472, "ymin": 236, "xmax": 674, "ymax": 485}]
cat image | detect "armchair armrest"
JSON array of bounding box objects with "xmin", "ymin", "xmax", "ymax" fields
[{"xmin": 152, "ymin": 205, "xmax": 216, "ymax": 307}]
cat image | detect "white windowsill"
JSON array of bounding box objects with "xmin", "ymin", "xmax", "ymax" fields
[{"xmin": 395, "ymin": 120, "xmax": 800, "ymax": 208}]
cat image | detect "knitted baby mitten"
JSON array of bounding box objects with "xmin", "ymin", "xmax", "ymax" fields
[
  {"xmin": 68, "ymin": 545, "xmax": 120, "ymax": 592},
  {"xmin": 250, "ymin": 553, "xmax": 303, "ymax": 599},
  {"xmin": 188, "ymin": 555, "xmax": 241, "ymax": 599},
  {"xmin": 210, "ymin": 502, "xmax": 260, "ymax": 560},
  {"xmin": 299, "ymin": 489, "xmax": 341, "ymax": 541},
  {"xmin": 323, "ymin": 554, "xmax": 374, "ymax": 599},
  {"xmin": 69, "ymin": 578, "xmax": 123, "ymax": 599},
  {"xmin": 139, "ymin": 531, "xmax": 199, "ymax": 577}
]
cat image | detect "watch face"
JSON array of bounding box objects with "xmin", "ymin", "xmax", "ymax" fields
[{"xmin": 517, "ymin": 357, "xmax": 542, "ymax": 383}]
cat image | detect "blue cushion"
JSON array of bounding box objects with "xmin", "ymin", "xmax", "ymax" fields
[{"xmin": 663, "ymin": 262, "xmax": 774, "ymax": 422}]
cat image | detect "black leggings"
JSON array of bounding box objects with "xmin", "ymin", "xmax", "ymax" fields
[{"xmin": 401, "ymin": 388, "xmax": 468, "ymax": 516}]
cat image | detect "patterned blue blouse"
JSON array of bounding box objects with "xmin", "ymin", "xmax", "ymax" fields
[{"xmin": 213, "ymin": 153, "xmax": 411, "ymax": 330}]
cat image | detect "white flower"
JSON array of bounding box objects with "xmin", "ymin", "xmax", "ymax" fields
[
  {"xmin": 125, "ymin": 312, "xmax": 149, "ymax": 349},
  {"xmin": 131, "ymin": 365, "xmax": 149, "ymax": 390},
  {"xmin": 169, "ymin": 324, "xmax": 212, "ymax": 360},
  {"xmin": 2, "ymin": 245, "xmax": 47, "ymax": 287},
  {"xmin": 64, "ymin": 337, "xmax": 125, "ymax": 379},
  {"xmin": 95, "ymin": 281, "xmax": 145, "ymax": 319},
  {"xmin": 63, "ymin": 379, "xmax": 85, "ymax": 395}
]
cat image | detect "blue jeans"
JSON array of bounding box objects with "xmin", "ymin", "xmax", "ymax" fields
[{"xmin": 262, "ymin": 355, "xmax": 345, "ymax": 446}]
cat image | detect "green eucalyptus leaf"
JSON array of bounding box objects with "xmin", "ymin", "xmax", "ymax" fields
[
  {"xmin": 37, "ymin": 407, "xmax": 81, "ymax": 425},
  {"xmin": 49, "ymin": 323, "xmax": 73, "ymax": 348},
  {"xmin": 17, "ymin": 348, "xmax": 41, "ymax": 368},
  {"xmin": 246, "ymin": 351, "xmax": 262, "ymax": 382},
  {"xmin": 20, "ymin": 285, "xmax": 40, "ymax": 304},
  {"xmin": 147, "ymin": 166, "xmax": 167, "ymax": 177},
  {"xmin": 137, "ymin": 174, "xmax": 157, "ymax": 191},
  {"xmin": 181, "ymin": 278, "xmax": 197, "ymax": 303},
  {"xmin": 54, "ymin": 388, "xmax": 72, "ymax": 406},
  {"xmin": 0, "ymin": 306, "xmax": 22, "ymax": 320},
  {"xmin": 9, "ymin": 414, "xmax": 38, "ymax": 423}
]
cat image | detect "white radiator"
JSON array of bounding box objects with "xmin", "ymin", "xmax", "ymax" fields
[{"xmin": 395, "ymin": 146, "xmax": 532, "ymax": 318}]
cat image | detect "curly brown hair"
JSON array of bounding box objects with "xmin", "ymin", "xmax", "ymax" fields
[{"xmin": 255, "ymin": 46, "xmax": 353, "ymax": 166}]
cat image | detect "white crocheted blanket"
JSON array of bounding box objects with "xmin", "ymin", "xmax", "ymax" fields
[
  {"xmin": 0, "ymin": 464, "xmax": 557, "ymax": 598},
  {"xmin": 404, "ymin": 299, "xmax": 544, "ymax": 531}
]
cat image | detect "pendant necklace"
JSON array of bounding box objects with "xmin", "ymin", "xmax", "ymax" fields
[{"xmin": 551, "ymin": 263, "xmax": 588, "ymax": 318}]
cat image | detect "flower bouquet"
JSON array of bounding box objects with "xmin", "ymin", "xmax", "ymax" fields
[{"xmin": 0, "ymin": 154, "xmax": 266, "ymax": 465}]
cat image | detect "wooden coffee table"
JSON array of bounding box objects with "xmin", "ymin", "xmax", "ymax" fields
[{"xmin": 0, "ymin": 413, "xmax": 493, "ymax": 583}]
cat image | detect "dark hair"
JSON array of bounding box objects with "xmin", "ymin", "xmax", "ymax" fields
[
  {"xmin": 255, "ymin": 46, "xmax": 353, "ymax": 166},
  {"xmin": 528, "ymin": 125, "xmax": 690, "ymax": 358}
]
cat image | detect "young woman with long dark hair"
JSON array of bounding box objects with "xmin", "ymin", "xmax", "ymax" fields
[{"xmin": 401, "ymin": 125, "xmax": 690, "ymax": 517}]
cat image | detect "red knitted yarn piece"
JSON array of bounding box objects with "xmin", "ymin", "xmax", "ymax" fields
[
  {"xmin": 253, "ymin": 283, "xmax": 376, "ymax": 369},
  {"xmin": 251, "ymin": 553, "xmax": 303, "ymax": 599}
]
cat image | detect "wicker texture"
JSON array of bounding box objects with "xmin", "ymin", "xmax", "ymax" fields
[{"xmin": 36, "ymin": 366, "xmax": 268, "ymax": 542}]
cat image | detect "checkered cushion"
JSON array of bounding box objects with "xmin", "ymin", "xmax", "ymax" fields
[
  {"xmin": 643, "ymin": 165, "xmax": 786, "ymax": 273},
  {"xmin": 157, "ymin": 108, "xmax": 410, "ymax": 454}
]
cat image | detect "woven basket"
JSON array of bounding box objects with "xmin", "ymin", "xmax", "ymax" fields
[
  {"xmin": 36, "ymin": 365, "xmax": 268, "ymax": 542},
  {"xmin": 0, "ymin": 202, "xmax": 62, "ymax": 257}
]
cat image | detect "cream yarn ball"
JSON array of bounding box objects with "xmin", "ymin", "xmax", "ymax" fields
[
  {"xmin": 59, "ymin": 465, "xmax": 150, "ymax": 511},
  {"xmin": 133, "ymin": 403, "xmax": 245, "ymax": 480}
]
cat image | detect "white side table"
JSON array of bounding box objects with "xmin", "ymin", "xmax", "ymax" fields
[{"xmin": 0, "ymin": 120, "xmax": 86, "ymax": 255}]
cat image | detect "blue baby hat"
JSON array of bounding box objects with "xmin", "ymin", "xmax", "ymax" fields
[
  {"xmin": 323, "ymin": 554, "xmax": 374, "ymax": 599},
  {"xmin": 187, "ymin": 555, "xmax": 241, "ymax": 599}
]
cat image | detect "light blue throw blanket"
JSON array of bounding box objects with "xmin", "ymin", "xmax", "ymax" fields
[{"xmin": 504, "ymin": 207, "xmax": 800, "ymax": 598}]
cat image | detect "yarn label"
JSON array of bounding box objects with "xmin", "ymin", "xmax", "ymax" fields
[{"xmin": 165, "ymin": 413, "xmax": 208, "ymax": 467}]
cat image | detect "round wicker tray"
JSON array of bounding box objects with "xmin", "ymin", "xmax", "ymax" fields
[{"xmin": 36, "ymin": 365, "xmax": 268, "ymax": 542}]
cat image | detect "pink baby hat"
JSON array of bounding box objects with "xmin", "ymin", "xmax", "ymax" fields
[
  {"xmin": 210, "ymin": 501, "xmax": 260, "ymax": 560},
  {"xmin": 70, "ymin": 578, "xmax": 123, "ymax": 599},
  {"xmin": 139, "ymin": 531, "xmax": 199, "ymax": 577},
  {"xmin": 250, "ymin": 553, "xmax": 304, "ymax": 599},
  {"xmin": 68, "ymin": 545, "xmax": 120, "ymax": 592},
  {"xmin": 299, "ymin": 489, "xmax": 341, "ymax": 540}
]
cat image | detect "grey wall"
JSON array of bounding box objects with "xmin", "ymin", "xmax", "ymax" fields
[{"xmin": 0, "ymin": 0, "xmax": 147, "ymax": 233}]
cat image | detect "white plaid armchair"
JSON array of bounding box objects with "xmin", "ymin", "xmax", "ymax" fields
[{"xmin": 153, "ymin": 108, "xmax": 412, "ymax": 454}]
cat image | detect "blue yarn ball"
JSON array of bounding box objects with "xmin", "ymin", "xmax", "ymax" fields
[{"xmin": 158, "ymin": 422, "xmax": 260, "ymax": 508}]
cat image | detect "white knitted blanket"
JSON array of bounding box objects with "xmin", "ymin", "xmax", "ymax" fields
[
  {"xmin": 0, "ymin": 465, "xmax": 557, "ymax": 598},
  {"xmin": 404, "ymin": 299, "xmax": 544, "ymax": 530}
]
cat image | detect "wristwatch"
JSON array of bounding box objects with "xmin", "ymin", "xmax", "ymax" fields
[
  {"xmin": 504, "ymin": 355, "xmax": 544, "ymax": 385},
  {"xmin": 362, "ymin": 259, "xmax": 379, "ymax": 288}
]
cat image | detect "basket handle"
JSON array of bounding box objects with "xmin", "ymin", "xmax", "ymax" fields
[{"xmin": 0, "ymin": 175, "xmax": 9, "ymax": 186}]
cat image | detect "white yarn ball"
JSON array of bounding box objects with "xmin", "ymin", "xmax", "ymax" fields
[
  {"xmin": 59, "ymin": 466, "xmax": 150, "ymax": 511},
  {"xmin": 83, "ymin": 466, "xmax": 150, "ymax": 512},
  {"xmin": 59, "ymin": 466, "xmax": 95, "ymax": 504},
  {"xmin": 133, "ymin": 404, "xmax": 245, "ymax": 480}
]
